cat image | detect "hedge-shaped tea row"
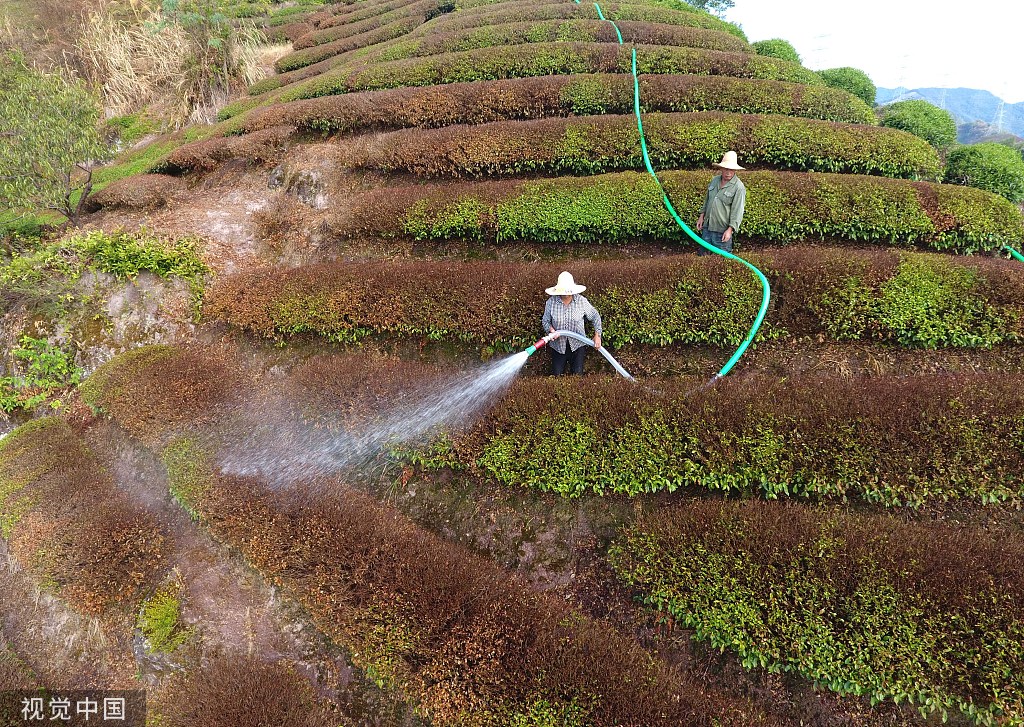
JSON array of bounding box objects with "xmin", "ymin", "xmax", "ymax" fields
[
  {"xmin": 339, "ymin": 170, "xmax": 1024, "ymax": 252},
  {"xmin": 283, "ymin": 42, "xmax": 824, "ymax": 101},
  {"xmin": 368, "ymin": 19, "xmax": 750, "ymax": 63},
  {"xmin": 292, "ymin": 0, "xmax": 440, "ymax": 50},
  {"xmin": 448, "ymin": 0, "xmax": 748, "ymax": 40},
  {"xmin": 426, "ymin": 374, "xmax": 1024, "ymax": 507},
  {"xmin": 78, "ymin": 347, "xmax": 781, "ymax": 727},
  {"xmin": 0, "ymin": 418, "xmax": 167, "ymax": 615},
  {"xmin": 239, "ymin": 73, "xmax": 873, "ymax": 133},
  {"xmin": 204, "ymin": 249, "xmax": 1024, "ymax": 350},
  {"xmin": 341, "ymin": 111, "xmax": 939, "ymax": 179},
  {"xmin": 609, "ymin": 501, "xmax": 1024, "ymax": 723},
  {"xmin": 274, "ymin": 14, "xmax": 427, "ymax": 74}
]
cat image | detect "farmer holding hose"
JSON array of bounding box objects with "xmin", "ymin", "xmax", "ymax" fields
[
  {"xmin": 541, "ymin": 272, "xmax": 602, "ymax": 376},
  {"xmin": 696, "ymin": 151, "xmax": 747, "ymax": 255}
]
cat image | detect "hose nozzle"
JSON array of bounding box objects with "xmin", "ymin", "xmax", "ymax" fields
[{"xmin": 524, "ymin": 332, "xmax": 558, "ymax": 356}]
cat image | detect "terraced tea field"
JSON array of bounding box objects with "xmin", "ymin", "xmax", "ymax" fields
[{"xmin": 2, "ymin": 0, "xmax": 1024, "ymax": 724}]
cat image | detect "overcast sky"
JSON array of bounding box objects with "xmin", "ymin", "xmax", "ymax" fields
[{"xmin": 724, "ymin": 0, "xmax": 1023, "ymax": 105}]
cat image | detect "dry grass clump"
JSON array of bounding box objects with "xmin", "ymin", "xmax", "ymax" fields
[
  {"xmin": 90, "ymin": 173, "xmax": 186, "ymax": 210},
  {"xmin": 164, "ymin": 124, "xmax": 294, "ymax": 172},
  {"xmin": 77, "ymin": 1, "xmax": 265, "ymax": 126},
  {"xmin": 154, "ymin": 657, "xmax": 340, "ymax": 727},
  {"xmin": 0, "ymin": 418, "xmax": 167, "ymax": 615}
]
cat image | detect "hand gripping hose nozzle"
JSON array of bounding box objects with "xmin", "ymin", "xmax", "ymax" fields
[{"xmin": 524, "ymin": 332, "xmax": 559, "ymax": 356}]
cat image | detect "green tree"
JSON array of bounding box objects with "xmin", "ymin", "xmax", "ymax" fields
[
  {"xmin": 879, "ymin": 99, "xmax": 957, "ymax": 150},
  {"xmin": 944, "ymin": 142, "xmax": 1024, "ymax": 203},
  {"xmin": 819, "ymin": 67, "xmax": 876, "ymax": 107},
  {"xmin": 752, "ymin": 39, "xmax": 801, "ymax": 64},
  {"xmin": 0, "ymin": 52, "xmax": 111, "ymax": 226},
  {"xmin": 679, "ymin": 0, "xmax": 735, "ymax": 14}
]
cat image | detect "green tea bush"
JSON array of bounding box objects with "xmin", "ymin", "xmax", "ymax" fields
[
  {"xmin": 275, "ymin": 14, "xmax": 427, "ymax": 72},
  {"xmin": 291, "ymin": 0, "xmax": 439, "ymax": 49},
  {"xmin": 338, "ymin": 170, "xmax": 1024, "ymax": 252},
  {"xmin": 610, "ymin": 501, "xmax": 1024, "ymax": 723},
  {"xmin": 818, "ymin": 66, "xmax": 875, "ymax": 106},
  {"xmin": 286, "ymin": 42, "xmax": 823, "ymax": 100},
  {"xmin": 205, "ymin": 249, "xmax": 1024, "ymax": 349},
  {"xmin": 445, "ymin": 374, "xmax": 1024, "ymax": 506},
  {"xmin": 344, "ymin": 111, "xmax": 939, "ymax": 179},
  {"xmin": 945, "ymin": 142, "xmax": 1024, "ymax": 203},
  {"xmin": 240, "ymin": 73, "xmax": 873, "ymax": 135},
  {"xmin": 751, "ymin": 38, "xmax": 799, "ymax": 64},
  {"xmin": 878, "ymin": 99, "xmax": 957, "ymax": 151}
]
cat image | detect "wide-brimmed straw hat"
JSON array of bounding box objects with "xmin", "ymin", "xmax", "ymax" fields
[
  {"xmin": 714, "ymin": 150, "xmax": 744, "ymax": 170},
  {"xmin": 546, "ymin": 271, "xmax": 586, "ymax": 296}
]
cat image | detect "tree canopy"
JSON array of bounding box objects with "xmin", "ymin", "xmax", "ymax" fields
[{"xmin": 0, "ymin": 52, "xmax": 111, "ymax": 225}]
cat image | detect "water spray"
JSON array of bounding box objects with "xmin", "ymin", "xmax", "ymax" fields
[{"xmin": 524, "ymin": 329, "xmax": 635, "ymax": 381}]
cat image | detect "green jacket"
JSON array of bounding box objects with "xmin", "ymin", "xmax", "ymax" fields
[{"xmin": 700, "ymin": 174, "xmax": 746, "ymax": 233}]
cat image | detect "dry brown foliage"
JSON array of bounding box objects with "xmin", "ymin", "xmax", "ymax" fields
[
  {"xmin": 91, "ymin": 174, "xmax": 186, "ymax": 210},
  {"xmin": 164, "ymin": 125, "xmax": 294, "ymax": 172}
]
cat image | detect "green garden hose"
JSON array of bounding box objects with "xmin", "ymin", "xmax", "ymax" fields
[
  {"xmin": 1008, "ymin": 245, "xmax": 1024, "ymax": 264},
  {"xmin": 591, "ymin": 1, "xmax": 771, "ymax": 379}
]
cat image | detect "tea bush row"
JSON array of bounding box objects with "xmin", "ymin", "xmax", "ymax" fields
[
  {"xmin": 432, "ymin": 374, "xmax": 1024, "ymax": 507},
  {"xmin": 291, "ymin": 0, "xmax": 441, "ymax": 50},
  {"xmin": 341, "ymin": 111, "xmax": 939, "ymax": 179},
  {"xmin": 0, "ymin": 418, "xmax": 167, "ymax": 615},
  {"xmin": 240, "ymin": 73, "xmax": 874, "ymax": 135},
  {"xmin": 284, "ymin": 42, "xmax": 823, "ymax": 100},
  {"xmin": 339, "ymin": 170, "xmax": 1024, "ymax": 252},
  {"xmin": 274, "ymin": 14, "xmax": 428, "ymax": 73},
  {"xmin": 204, "ymin": 248, "xmax": 1024, "ymax": 350},
  {"xmin": 609, "ymin": 500, "xmax": 1024, "ymax": 722},
  {"xmin": 366, "ymin": 19, "xmax": 750, "ymax": 63}
]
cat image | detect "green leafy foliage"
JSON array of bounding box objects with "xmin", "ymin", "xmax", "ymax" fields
[
  {"xmin": 751, "ymin": 38, "xmax": 800, "ymax": 64},
  {"xmin": 0, "ymin": 229, "xmax": 209, "ymax": 317},
  {"xmin": 0, "ymin": 52, "xmax": 112, "ymax": 224},
  {"xmin": 609, "ymin": 501, "xmax": 1024, "ymax": 724},
  {"xmin": 138, "ymin": 581, "xmax": 191, "ymax": 653},
  {"xmin": 818, "ymin": 66, "xmax": 876, "ymax": 107},
  {"xmin": 945, "ymin": 142, "xmax": 1024, "ymax": 203},
  {"xmin": 0, "ymin": 336, "xmax": 82, "ymax": 413},
  {"xmin": 878, "ymin": 99, "xmax": 957, "ymax": 151},
  {"xmin": 161, "ymin": 437, "xmax": 213, "ymax": 518}
]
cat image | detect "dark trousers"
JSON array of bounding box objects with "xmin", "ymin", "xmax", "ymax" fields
[
  {"xmin": 698, "ymin": 228, "xmax": 733, "ymax": 255},
  {"xmin": 550, "ymin": 345, "xmax": 586, "ymax": 375}
]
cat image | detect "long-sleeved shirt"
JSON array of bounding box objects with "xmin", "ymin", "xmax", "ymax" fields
[
  {"xmin": 700, "ymin": 174, "xmax": 746, "ymax": 233},
  {"xmin": 541, "ymin": 295, "xmax": 602, "ymax": 353}
]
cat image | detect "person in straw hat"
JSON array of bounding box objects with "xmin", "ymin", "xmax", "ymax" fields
[
  {"xmin": 695, "ymin": 150, "xmax": 747, "ymax": 255},
  {"xmin": 541, "ymin": 271, "xmax": 603, "ymax": 376}
]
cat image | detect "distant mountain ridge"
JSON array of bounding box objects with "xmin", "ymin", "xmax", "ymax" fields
[{"xmin": 876, "ymin": 87, "xmax": 1024, "ymax": 143}]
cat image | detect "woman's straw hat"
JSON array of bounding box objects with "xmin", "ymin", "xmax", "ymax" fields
[
  {"xmin": 714, "ymin": 150, "xmax": 744, "ymax": 170},
  {"xmin": 546, "ymin": 271, "xmax": 586, "ymax": 296}
]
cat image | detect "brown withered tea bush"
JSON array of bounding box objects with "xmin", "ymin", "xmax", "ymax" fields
[
  {"xmin": 154, "ymin": 657, "xmax": 340, "ymax": 727},
  {"xmin": 90, "ymin": 174, "xmax": 186, "ymax": 211},
  {"xmin": 0, "ymin": 419, "xmax": 167, "ymax": 616}
]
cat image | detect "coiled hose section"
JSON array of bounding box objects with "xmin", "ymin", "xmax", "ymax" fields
[{"xmin": 588, "ymin": 0, "xmax": 770, "ymax": 381}]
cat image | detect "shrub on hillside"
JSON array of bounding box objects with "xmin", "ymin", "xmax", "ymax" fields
[
  {"xmin": 818, "ymin": 66, "xmax": 875, "ymax": 107},
  {"xmin": 751, "ymin": 38, "xmax": 800, "ymax": 64},
  {"xmin": 944, "ymin": 142, "xmax": 1024, "ymax": 203},
  {"xmin": 338, "ymin": 111, "xmax": 939, "ymax": 179},
  {"xmin": 275, "ymin": 15, "xmax": 426, "ymax": 72},
  {"xmin": 291, "ymin": 0, "xmax": 439, "ymax": 49},
  {"xmin": 879, "ymin": 99, "xmax": 957, "ymax": 150},
  {"xmin": 610, "ymin": 501, "xmax": 1024, "ymax": 723},
  {"xmin": 335, "ymin": 170, "xmax": 1024, "ymax": 252}
]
